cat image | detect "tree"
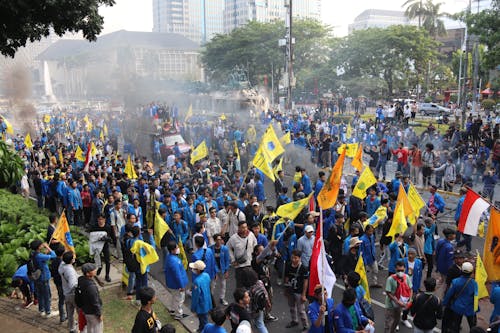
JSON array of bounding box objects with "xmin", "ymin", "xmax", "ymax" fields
[
  {"xmin": 403, "ymin": 0, "xmax": 425, "ymax": 27},
  {"xmin": 0, "ymin": 0, "xmax": 115, "ymax": 57},
  {"xmin": 422, "ymin": 0, "xmax": 447, "ymax": 38}
]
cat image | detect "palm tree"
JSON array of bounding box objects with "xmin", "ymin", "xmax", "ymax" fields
[
  {"xmin": 422, "ymin": 0, "xmax": 447, "ymax": 38},
  {"xmin": 403, "ymin": 0, "xmax": 425, "ymax": 27}
]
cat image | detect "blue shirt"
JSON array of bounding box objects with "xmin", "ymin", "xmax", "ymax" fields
[
  {"xmin": 443, "ymin": 276, "xmax": 478, "ymax": 316},
  {"xmin": 455, "ymin": 195, "xmax": 465, "ymax": 222},
  {"xmin": 34, "ymin": 250, "xmax": 56, "ymax": 281},
  {"xmin": 360, "ymin": 233, "xmax": 376, "ymax": 266},
  {"xmin": 202, "ymin": 323, "xmax": 227, "ymax": 333},
  {"xmin": 404, "ymin": 258, "xmax": 423, "ymax": 293},
  {"xmin": 436, "ymin": 239, "xmax": 454, "ymax": 275},
  {"xmin": 164, "ymin": 253, "xmax": 188, "ymax": 289},
  {"xmin": 424, "ymin": 223, "xmax": 436, "ymax": 255},
  {"xmin": 192, "ymin": 247, "xmax": 217, "ymax": 280},
  {"xmin": 302, "ymin": 174, "xmax": 312, "ymax": 196},
  {"xmin": 333, "ymin": 301, "xmax": 369, "ymax": 333},
  {"xmin": 308, "ymin": 298, "xmax": 335, "ymax": 333},
  {"xmin": 191, "ymin": 272, "xmax": 213, "ymax": 314},
  {"xmin": 388, "ymin": 241, "xmax": 409, "ymax": 273}
]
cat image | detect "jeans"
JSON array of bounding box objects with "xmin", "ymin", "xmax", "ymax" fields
[
  {"xmin": 287, "ymin": 292, "xmax": 307, "ymax": 325},
  {"xmin": 197, "ymin": 313, "xmax": 208, "ymax": 332},
  {"xmin": 253, "ymin": 310, "xmax": 269, "ymax": 333},
  {"xmin": 135, "ymin": 272, "xmax": 148, "ymax": 300},
  {"xmin": 127, "ymin": 271, "xmax": 136, "ymax": 295},
  {"xmin": 376, "ymin": 160, "xmax": 387, "ymax": 179},
  {"xmin": 65, "ymin": 293, "xmax": 77, "ymax": 332},
  {"xmin": 35, "ymin": 280, "xmax": 51, "ymax": 314},
  {"xmin": 55, "ymin": 283, "xmax": 66, "ymax": 321},
  {"xmin": 425, "ymin": 253, "xmax": 434, "ymax": 278}
]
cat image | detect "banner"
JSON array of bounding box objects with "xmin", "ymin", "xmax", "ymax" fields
[{"xmin": 190, "ymin": 140, "xmax": 208, "ymax": 165}]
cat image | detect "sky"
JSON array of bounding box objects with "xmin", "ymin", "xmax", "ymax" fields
[{"xmin": 98, "ymin": 0, "xmax": 473, "ymax": 37}]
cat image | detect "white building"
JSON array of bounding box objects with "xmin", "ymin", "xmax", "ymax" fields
[{"xmin": 348, "ymin": 9, "xmax": 415, "ymax": 34}]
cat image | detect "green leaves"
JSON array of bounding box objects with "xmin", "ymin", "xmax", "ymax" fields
[{"xmin": 0, "ymin": 141, "xmax": 24, "ymax": 189}]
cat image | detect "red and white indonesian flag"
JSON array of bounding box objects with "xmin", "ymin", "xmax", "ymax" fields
[
  {"xmin": 308, "ymin": 223, "xmax": 336, "ymax": 298},
  {"xmin": 83, "ymin": 143, "xmax": 92, "ymax": 173},
  {"xmin": 458, "ymin": 189, "xmax": 490, "ymax": 236}
]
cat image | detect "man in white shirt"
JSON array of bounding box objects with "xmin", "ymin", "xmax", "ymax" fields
[{"xmin": 206, "ymin": 207, "xmax": 222, "ymax": 245}]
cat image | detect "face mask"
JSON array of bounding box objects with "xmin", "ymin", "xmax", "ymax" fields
[
  {"xmin": 396, "ymin": 271, "xmax": 405, "ymax": 278},
  {"xmin": 175, "ymin": 248, "xmax": 180, "ymax": 255},
  {"xmin": 397, "ymin": 241, "xmax": 403, "ymax": 246}
]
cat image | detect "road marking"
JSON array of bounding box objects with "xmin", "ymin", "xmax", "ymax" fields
[{"xmin": 334, "ymin": 283, "xmax": 442, "ymax": 333}]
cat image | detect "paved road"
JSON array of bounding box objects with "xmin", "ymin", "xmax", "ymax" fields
[{"xmin": 150, "ymin": 158, "xmax": 498, "ymax": 332}]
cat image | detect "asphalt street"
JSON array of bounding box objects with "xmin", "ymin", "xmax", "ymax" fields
[{"xmin": 150, "ymin": 159, "xmax": 499, "ymax": 332}]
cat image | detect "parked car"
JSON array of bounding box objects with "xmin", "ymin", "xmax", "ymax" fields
[
  {"xmin": 159, "ymin": 133, "xmax": 190, "ymax": 160},
  {"xmin": 418, "ymin": 103, "xmax": 451, "ymax": 116}
]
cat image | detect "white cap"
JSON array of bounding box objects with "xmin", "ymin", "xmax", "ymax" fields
[
  {"xmin": 236, "ymin": 320, "xmax": 251, "ymax": 333},
  {"xmin": 304, "ymin": 225, "xmax": 314, "ymax": 233},
  {"xmin": 461, "ymin": 262, "xmax": 473, "ymax": 273}
]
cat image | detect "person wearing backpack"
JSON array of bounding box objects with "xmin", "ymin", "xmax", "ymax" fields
[
  {"xmin": 384, "ymin": 261, "xmax": 413, "ymax": 333},
  {"xmin": 78, "ymin": 263, "xmax": 103, "ymax": 333},
  {"xmin": 346, "ymin": 272, "xmax": 374, "ymax": 322},
  {"xmin": 227, "ymin": 288, "xmax": 252, "ymax": 333},
  {"xmin": 30, "ymin": 239, "xmax": 56, "ymax": 317},
  {"xmin": 442, "ymin": 262, "xmax": 478, "ymax": 333},
  {"xmin": 410, "ymin": 277, "xmax": 443, "ymax": 333},
  {"xmin": 59, "ymin": 251, "xmax": 79, "ymax": 333},
  {"xmin": 241, "ymin": 269, "xmax": 270, "ymax": 333}
]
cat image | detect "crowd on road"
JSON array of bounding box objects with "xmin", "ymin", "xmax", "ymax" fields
[{"xmin": 2, "ymin": 99, "xmax": 500, "ymax": 333}]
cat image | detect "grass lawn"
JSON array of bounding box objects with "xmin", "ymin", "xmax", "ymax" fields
[{"xmin": 101, "ymin": 287, "xmax": 188, "ymax": 333}]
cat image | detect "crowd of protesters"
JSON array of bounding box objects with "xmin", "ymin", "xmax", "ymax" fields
[{"xmin": 2, "ymin": 98, "xmax": 500, "ymax": 333}]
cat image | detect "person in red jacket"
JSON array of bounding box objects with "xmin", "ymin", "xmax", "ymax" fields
[
  {"xmin": 392, "ymin": 142, "xmax": 409, "ymax": 176},
  {"xmin": 81, "ymin": 184, "xmax": 93, "ymax": 227}
]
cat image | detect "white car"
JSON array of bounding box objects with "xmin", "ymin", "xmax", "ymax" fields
[{"xmin": 418, "ymin": 103, "xmax": 451, "ymax": 116}]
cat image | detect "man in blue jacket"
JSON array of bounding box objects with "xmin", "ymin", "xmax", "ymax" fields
[
  {"xmin": 388, "ymin": 234, "xmax": 409, "ymax": 275},
  {"xmin": 436, "ymin": 227, "xmax": 456, "ymax": 290},
  {"xmin": 442, "ymin": 262, "xmax": 478, "ymax": 332},
  {"xmin": 360, "ymin": 225, "xmax": 381, "ymax": 288},
  {"xmin": 333, "ymin": 288, "xmax": 374, "ymax": 333},
  {"xmin": 427, "ymin": 185, "xmax": 445, "ymax": 219},
  {"xmin": 307, "ymin": 284, "xmax": 335, "ymax": 333},
  {"xmin": 164, "ymin": 240, "xmax": 188, "ymax": 320},
  {"xmin": 210, "ymin": 233, "xmax": 230, "ymax": 306},
  {"xmin": 192, "ymin": 235, "xmax": 216, "ymax": 282},
  {"xmin": 11, "ymin": 264, "xmax": 34, "ymax": 308},
  {"xmin": 31, "ymin": 239, "xmax": 56, "ymax": 317},
  {"xmin": 190, "ymin": 260, "xmax": 213, "ymax": 332}
]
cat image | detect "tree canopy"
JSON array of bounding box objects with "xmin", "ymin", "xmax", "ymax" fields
[{"xmin": 0, "ymin": 0, "xmax": 115, "ymax": 57}]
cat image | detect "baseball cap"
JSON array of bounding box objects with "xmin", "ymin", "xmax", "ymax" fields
[
  {"xmin": 304, "ymin": 225, "xmax": 314, "ymax": 233},
  {"xmin": 189, "ymin": 260, "xmax": 206, "ymax": 271},
  {"xmin": 461, "ymin": 262, "xmax": 473, "ymax": 273}
]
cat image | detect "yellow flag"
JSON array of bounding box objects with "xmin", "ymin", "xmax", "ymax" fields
[
  {"xmin": 407, "ymin": 183, "xmax": 425, "ymax": 225},
  {"xmin": 338, "ymin": 143, "xmax": 358, "ymax": 158},
  {"xmin": 386, "ymin": 184, "xmax": 414, "ymax": 239},
  {"xmin": 355, "ymin": 254, "xmax": 371, "ymax": 302},
  {"xmin": 24, "ymin": 133, "xmax": 33, "ymax": 149},
  {"xmin": 476, "ymin": 252, "xmax": 489, "ymax": 299},
  {"xmin": 178, "ymin": 239, "xmax": 188, "ymax": 270},
  {"xmin": 364, "ymin": 205, "xmax": 387, "ymax": 229},
  {"xmin": 252, "ymin": 145, "xmax": 275, "ymax": 181},
  {"xmin": 154, "ymin": 211, "xmax": 170, "ymax": 247},
  {"xmin": 352, "ymin": 167, "xmax": 377, "ymax": 199},
  {"xmin": 276, "ymin": 194, "xmax": 312, "ymax": 221},
  {"xmin": 346, "ymin": 123, "xmax": 352, "ymax": 139},
  {"xmin": 130, "ymin": 240, "xmax": 159, "ymax": 274},
  {"xmin": 317, "ymin": 147, "xmax": 346, "ymax": 210},
  {"xmin": 86, "ymin": 120, "xmax": 92, "ymax": 132},
  {"xmin": 280, "ymin": 132, "xmax": 291, "ymax": 146},
  {"xmin": 90, "ymin": 142, "xmax": 97, "ymax": 157},
  {"xmin": 43, "ymin": 114, "xmax": 51, "ymax": 123},
  {"xmin": 52, "ymin": 212, "xmax": 75, "ymax": 253},
  {"xmin": 246, "ymin": 125, "xmax": 257, "ymax": 143},
  {"xmin": 125, "ymin": 155, "xmax": 138, "ymax": 179},
  {"xmin": 58, "ymin": 148, "xmax": 64, "ymax": 164},
  {"xmin": 351, "ymin": 143, "xmax": 363, "ymax": 172},
  {"xmin": 233, "ymin": 141, "xmax": 240, "ymax": 160},
  {"xmin": 75, "ymin": 145, "xmax": 86, "ymax": 162},
  {"xmin": 2, "ymin": 117, "xmax": 14, "ymax": 135},
  {"xmin": 103, "ymin": 123, "xmax": 108, "ymax": 136},
  {"xmin": 190, "ymin": 140, "xmax": 208, "ymax": 165},
  {"xmin": 185, "ymin": 104, "xmax": 193, "ymax": 122},
  {"xmin": 100, "ymin": 130, "xmax": 104, "ymax": 141},
  {"xmin": 259, "ymin": 125, "xmax": 285, "ymax": 162},
  {"xmin": 484, "ymin": 209, "xmax": 500, "ymax": 281},
  {"xmin": 83, "ymin": 115, "xmax": 89, "ymax": 123}
]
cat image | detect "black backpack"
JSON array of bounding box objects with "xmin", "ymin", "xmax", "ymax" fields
[
  {"xmin": 27, "ymin": 253, "xmax": 41, "ymax": 281},
  {"xmin": 250, "ymin": 282, "xmax": 267, "ymax": 312},
  {"xmin": 123, "ymin": 238, "xmax": 140, "ymax": 273},
  {"xmin": 74, "ymin": 283, "xmax": 84, "ymax": 308}
]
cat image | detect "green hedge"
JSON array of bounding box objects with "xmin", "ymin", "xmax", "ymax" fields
[{"xmin": 0, "ymin": 190, "xmax": 90, "ymax": 294}]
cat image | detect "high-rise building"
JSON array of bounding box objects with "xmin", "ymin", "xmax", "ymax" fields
[{"xmin": 348, "ymin": 9, "xmax": 415, "ymax": 34}]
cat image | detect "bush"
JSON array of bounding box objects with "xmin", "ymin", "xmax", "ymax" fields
[
  {"xmin": 424, "ymin": 96, "xmax": 433, "ymax": 103},
  {"xmin": 0, "ymin": 189, "xmax": 90, "ymax": 294},
  {"xmin": 482, "ymin": 98, "xmax": 496, "ymax": 111},
  {"xmin": 449, "ymin": 94, "xmax": 458, "ymax": 103}
]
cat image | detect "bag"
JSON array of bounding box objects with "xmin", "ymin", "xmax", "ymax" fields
[
  {"xmin": 358, "ymin": 297, "xmax": 375, "ymax": 320},
  {"xmin": 74, "ymin": 283, "xmax": 84, "ymax": 308},
  {"xmin": 391, "ymin": 274, "xmax": 412, "ymax": 307},
  {"xmin": 27, "ymin": 254, "xmax": 42, "ymax": 281},
  {"xmin": 250, "ymin": 282, "xmax": 268, "ymax": 312},
  {"xmin": 123, "ymin": 239, "xmax": 140, "ymax": 273},
  {"xmin": 235, "ymin": 238, "xmax": 249, "ymax": 265}
]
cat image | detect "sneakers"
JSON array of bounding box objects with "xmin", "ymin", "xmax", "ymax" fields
[
  {"xmin": 105, "ymin": 276, "xmax": 111, "ymax": 283},
  {"xmin": 396, "ymin": 325, "xmax": 400, "ymax": 331},
  {"xmin": 220, "ymin": 298, "xmax": 228, "ymax": 306},
  {"xmin": 402, "ymin": 320, "xmax": 412, "ymax": 328},
  {"xmin": 39, "ymin": 312, "xmax": 47, "ymax": 317},
  {"xmin": 23, "ymin": 301, "xmax": 34, "ymax": 309},
  {"xmin": 286, "ymin": 321, "xmax": 299, "ymax": 328},
  {"xmin": 46, "ymin": 311, "xmax": 58, "ymax": 318},
  {"xmin": 265, "ymin": 314, "xmax": 278, "ymax": 322}
]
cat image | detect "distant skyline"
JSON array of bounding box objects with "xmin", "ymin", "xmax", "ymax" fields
[{"xmin": 98, "ymin": 0, "xmax": 473, "ymax": 37}]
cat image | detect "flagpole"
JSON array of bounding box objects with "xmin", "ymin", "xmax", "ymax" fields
[{"xmin": 319, "ymin": 206, "xmax": 326, "ymax": 327}]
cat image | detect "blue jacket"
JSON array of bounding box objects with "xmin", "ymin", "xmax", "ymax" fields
[
  {"xmin": 443, "ymin": 276, "xmax": 478, "ymax": 316},
  {"xmin": 164, "ymin": 253, "xmax": 188, "ymax": 289},
  {"xmin": 192, "ymin": 247, "xmax": 217, "ymax": 279},
  {"xmin": 333, "ymin": 301, "xmax": 369, "ymax": 333},
  {"xmin": 169, "ymin": 220, "xmax": 189, "ymax": 244},
  {"xmin": 201, "ymin": 323, "xmax": 227, "ymax": 333},
  {"xmin": 428, "ymin": 193, "xmax": 445, "ymax": 213},
  {"xmin": 360, "ymin": 233, "xmax": 376, "ymax": 266},
  {"xmin": 183, "ymin": 205, "xmax": 197, "ymax": 232},
  {"xmin": 67, "ymin": 188, "xmax": 83, "ymax": 210},
  {"xmin": 254, "ymin": 180, "xmax": 265, "ymax": 202},
  {"xmin": 365, "ymin": 196, "xmax": 380, "ymax": 216},
  {"xmin": 277, "ymin": 233, "xmax": 297, "ymax": 262},
  {"xmin": 302, "ymin": 174, "xmax": 312, "ymax": 196},
  {"xmin": 209, "ymin": 244, "xmax": 230, "ymax": 274},
  {"xmin": 404, "ymin": 258, "xmax": 423, "ymax": 292},
  {"xmin": 314, "ymin": 180, "xmax": 324, "ymax": 198},
  {"xmin": 191, "ymin": 272, "xmax": 213, "ymax": 314},
  {"xmin": 455, "ymin": 195, "xmax": 465, "ymax": 222},
  {"xmin": 436, "ymin": 238, "xmax": 454, "ymax": 275},
  {"xmin": 13, "ymin": 264, "xmax": 34, "ymax": 293},
  {"xmin": 308, "ymin": 298, "xmax": 335, "ymax": 333},
  {"xmin": 388, "ymin": 241, "xmax": 409, "ymax": 273},
  {"xmin": 34, "ymin": 250, "xmax": 56, "ymax": 281},
  {"xmin": 491, "ymin": 285, "xmax": 500, "ymax": 323},
  {"xmin": 128, "ymin": 205, "xmax": 144, "ymax": 228},
  {"xmin": 424, "ymin": 224, "xmax": 436, "ymax": 255}
]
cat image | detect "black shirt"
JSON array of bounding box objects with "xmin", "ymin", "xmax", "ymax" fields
[
  {"xmin": 285, "ymin": 263, "xmax": 309, "ymax": 294},
  {"xmin": 228, "ymin": 303, "xmax": 252, "ymax": 333},
  {"xmin": 131, "ymin": 309, "xmax": 158, "ymax": 333},
  {"xmin": 214, "ymin": 247, "xmax": 221, "ymax": 269}
]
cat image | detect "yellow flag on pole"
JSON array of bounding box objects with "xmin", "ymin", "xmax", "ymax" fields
[
  {"xmin": 351, "ymin": 143, "xmax": 363, "ymax": 172},
  {"xmin": 178, "ymin": 239, "xmax": 188, "ymax": 269},
  {"xmin": 346, "ymin": 123, "xmax": 352, "ymax": 139},
  {"xmin": 58, "ymin": 149, "xmax": 64, "ymax": 164},
  {"xmin": 484, "ymin": 209, "xmax": 500, "ymax": 281},
  {"xmin": 75, "ymin": 145, "xmax": 86, "ymax": 162},
  {"xmin": 352, "ymin": 167, "xmax": 377, "ymax": 199},
  {"xmin": 273, "ymin": 157, "xmax": 283, "ymax": 178},
  {"xmin": 407, "ymin": 183, "xmax": 426, "ymax": 224},
  {"xmin": 317, "ymin": 147, "xmax": 346, "ymax": 210},
  {"xmin": 130, "ymin": 240, "xmax": 159, "ymax": 275},
  {"xmin": 100, "ymin": 131, "xmax": 104, "ymax": 141},
  {"xmin": 364, "ymin": 205, "xmax": 388, "ymax": 229},
  {"xmin": 338, "ymin": 143, "xmax": 358, "ymax": 158},
  {"xmin": 476, "ymin": 252, "xmax": 489, "ymax": 299},
  {"xmin": 90, "ymin": 142, "xmax": 98, "ymax": 157},
  {"xmin": 260, "ymin": 125, "xmax": 285, "ymax": 162},
  {"xmin": 124, "ymin": 155, "xmax": 138, "ymax": 179},
  {"xmin": 2, "ymin": 117, "xmax": 14, "ymax": 135},
  {"xmin": 355, "ymin": 254, "xmax": 371, "ymax": 302},
  {"xmin": 154, "ymin": 211, "xmax": 170, "ymax": 247},
  {"xmin": 386, "ymin": 184, "xmax": 414, "ymax": 239},
  {"xmin": 280, "ymin": 132, "xmax": 291, "ymax": 146},
  {"xmin": 52, "ymin": 212, "xmax": 75, "ymax": 253},
  {"xmin": 43, "ymin": 114, "xmax": 51, "ymax": 123},
  {"xmin": 190, "ymin": 140, "xmax": 208, "ymax": 165},
  {"xmin": 24, "ymin": 133, "xmax": 33, "ymax": 148},
  {"xmin": 276, "ymin": 194, "xmax": 312, "ymax": 221},
  {"xmin": 185, "ymin": 104, "xmax": 193, "ymax": 122},
  {"xmin": 103, "ymin": 123, "xmax": 108, "ymax": 136},
  {"xmin": 253, "ymin": 146, "xmax": 275, "ymax": 181}
]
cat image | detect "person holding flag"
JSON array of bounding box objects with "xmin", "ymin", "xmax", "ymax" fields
[{"xmin": 307, "ymin": 284, "xmax": 335, "ymax": 333}]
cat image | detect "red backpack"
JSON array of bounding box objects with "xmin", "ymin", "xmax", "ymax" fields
[{"xmin": 391, "ymin": 274, "xmax": 412, "ymax": 307}]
